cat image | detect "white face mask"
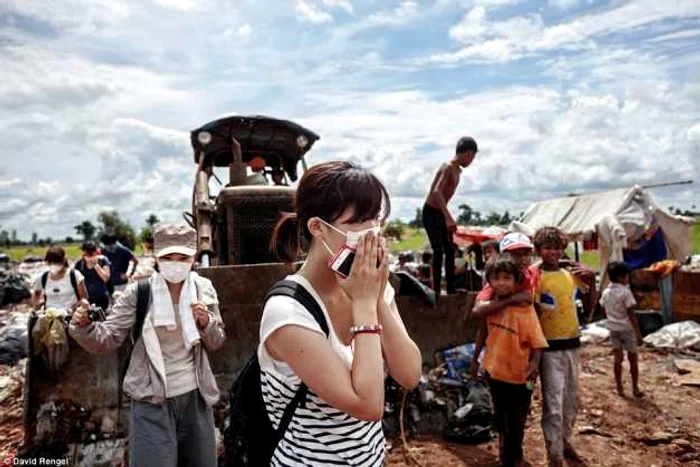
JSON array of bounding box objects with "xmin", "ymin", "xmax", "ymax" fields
[
  {"xmin": 48, "ymin": 264, "xmax": 63, "ymax": 275},
  {"xmin": 319, "ymin": 219, "xmax": 380, "ymax": 250},
  {"xmin": 158, "ymin": 260, "xmax": 193, "ymax": 283}
]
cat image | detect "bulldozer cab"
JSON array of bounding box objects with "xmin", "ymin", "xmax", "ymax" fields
[{"xmin": 188, "ymin": 116, "xmax": 320, "ymax": 267}]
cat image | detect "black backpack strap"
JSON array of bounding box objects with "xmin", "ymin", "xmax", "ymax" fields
[
  {"xmin": 133, "ymin": 279, "xmax": 151, "ymax": 343},
  {"xmin": 41, "ymin": 271, "xmax": 49, "ymax": 310},
  {"xmin": 120, "ymin": 280, "xmax": 151, "ymax": 385},
  {"xmin": 69, "ymin": 269, "xmax": 79, "ymax": 300},
  {"xmin": 265, "ymin": 279, "xmax": 330, "ymax": 442},
  {"xmin": 266, "ymin": 280, "xmax": 329, "ymax": 337}
]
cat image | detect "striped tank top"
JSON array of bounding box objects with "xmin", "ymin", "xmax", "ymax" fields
[{"xmin": 258, "ymin": 275, "xmax": 385, "ymax": 466}]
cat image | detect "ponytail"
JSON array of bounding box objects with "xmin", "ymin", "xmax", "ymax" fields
[{"xmin": 271, "ymin": 213, "xmax": 301, "ymax": 264}]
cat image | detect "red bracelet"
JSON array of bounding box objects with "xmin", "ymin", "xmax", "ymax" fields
[{"xmin": 350, "ymin": 324, "xmax": 383, "ymax": 336}]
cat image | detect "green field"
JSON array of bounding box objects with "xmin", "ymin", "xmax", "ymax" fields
[
  {"xmin": 1, "ymin": 243, "xmax": 146, "ymax": 263},
  {"xmin": 390, "ymin": 228, "xmax": 429, "ymax": 253},
  {"xmin": 1, "ymin": 244, "xmax": 83, "ymax": 262}
]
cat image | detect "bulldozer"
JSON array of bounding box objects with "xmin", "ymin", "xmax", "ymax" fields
[{"xmin": 21, "ymin": 116, "xmax": 477, "ymax": 465}]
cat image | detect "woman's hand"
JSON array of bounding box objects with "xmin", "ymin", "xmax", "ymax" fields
[
  {"xmin": 376, "ymin": 236, "xmax": 390, "ymax": 307},
  {"xmin": 338, "ymin": 232, "xmax": 386, "ymax": 319}
]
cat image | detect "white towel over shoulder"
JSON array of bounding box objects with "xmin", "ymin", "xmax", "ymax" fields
[{"xmin": 151, "ymin": 272, "xmax": 201, "ymax": 350}]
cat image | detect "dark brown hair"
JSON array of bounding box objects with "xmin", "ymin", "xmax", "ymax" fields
[
  {"xmin": 533, "ymin": 226, "xmax": 568, "ymax": 252},
  {"xmin": 44, "ymin": 246, "xmax": 69, "ymax": 267},
  {"xmin": 608, "ymin": 261, "xmax": 632, "ymax": 283},
  {"xmin": 271, "ymin": 161, "xmax": 391, "ymax": 263},
  {"xmin": 485, "ymin": 253, "xmax": 522, "ymax": 284}
]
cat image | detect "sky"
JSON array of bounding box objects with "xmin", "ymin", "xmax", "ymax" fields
[{"xmin": 0, "ymin": 0, "xmax": 699, "ymax": 240}]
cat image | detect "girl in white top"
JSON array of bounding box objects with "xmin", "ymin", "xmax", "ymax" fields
[
  {"xmin": 32, "ymin": 246, "xmax": 88, "ymax": 311},
  {"xmin": 261, "ymin": 161, "xmax": 422, "ymax": 466}
]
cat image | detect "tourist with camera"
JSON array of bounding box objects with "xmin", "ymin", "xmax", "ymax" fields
[{"xmin": 69, "ymin": 223, "xmax": 225, "ymax": 467}]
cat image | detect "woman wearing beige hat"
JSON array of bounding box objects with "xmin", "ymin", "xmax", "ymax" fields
[{"xmin": 69, "ymin": 223, "xmax": 226, "ymax": 467}]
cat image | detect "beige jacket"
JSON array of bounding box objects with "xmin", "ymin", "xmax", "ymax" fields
[{"xmin": 68, "ymin": 272, "xmax": 226, "ymax": 406}]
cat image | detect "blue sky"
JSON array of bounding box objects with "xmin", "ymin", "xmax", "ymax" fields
[{"xmin": 1, "ymin": 0, "xmax": 699, "ymax": 239}]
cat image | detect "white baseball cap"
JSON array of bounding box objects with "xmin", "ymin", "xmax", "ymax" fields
[{"xmin": 499, "ymin": 233, "xmax": 533, "ymax": 252}]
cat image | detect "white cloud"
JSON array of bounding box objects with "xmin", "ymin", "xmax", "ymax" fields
[
  {"xmin": 548, "ymin": 0, "xmax": 584, "ymax": 10},
  {"xmin": 0, "ymin": 0, "xmax": 699, "ymax": 239},
  {"xmin": 648, "ymin": 29, "xmax": 700, "ymax": 42},
  {"xmin": 364, "ymin": 1, "xmax": 419, "ymax": 27},
  {"xmin": 431, "ymin": 0, "xmax": 700, "ymax": 64},
  {"xmin": 154, "ymin": 0, "xmax": 206, "ymax": 11},
  {"xmin": 294, "ymin": 0, "xmax": 334, "ymax": 23},
  {"xmin": 321, "ymin": 0, "xmax": 354, "ymax": 14},
  {"xmin": 0, "ymin": 0, "xmax": 131, "ymax": 31},
  {"xmin": 237, "ymin": 24, "xmax": 253, "ymax": 38}
]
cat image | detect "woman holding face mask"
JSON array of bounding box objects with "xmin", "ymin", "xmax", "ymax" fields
[
  {"xmin": 260, "ymin": 161, "xmax": 422, "ymax": 466},
  {"xmin": 74, "ymin": 241, "xmax": 112, "ymax": 311},
  {"xmin": 69, "ymin": 223, "xmax": 226, "ymax": 467}
]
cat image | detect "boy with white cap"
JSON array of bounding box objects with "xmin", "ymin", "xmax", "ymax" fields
[{"xmin": 472, "ymin": 232, "xmax": 539, "ymax": 319}]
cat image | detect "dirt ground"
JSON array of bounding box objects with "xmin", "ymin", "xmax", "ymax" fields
[
  {"xmin": 387, "ymin": 345, "xmax": 700, "ymax": 467},
  {"xmin": 1, "ymin": 304, "xmax": 698, "ymax": 466}
]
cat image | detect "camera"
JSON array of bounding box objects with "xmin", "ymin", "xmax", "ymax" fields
[{"xmin": 87, "ymin": 306, "xmax": 106, "ymax": 322}]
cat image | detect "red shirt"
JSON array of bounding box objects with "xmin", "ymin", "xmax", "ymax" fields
[{"xmin": 477, "ymin": 265, "xmax": 540, "ymax": 302}]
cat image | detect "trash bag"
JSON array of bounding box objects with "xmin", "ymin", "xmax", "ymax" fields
[
  {"xmin": 31, "ymin": 309, "xmax": 70, "ymax": 372},
  {"xmin": 0, "ymin": 313, "xmax": 29, "ymax": 365},
  {"xmin": 580, "ymin": 320, "xmax": 611, "ymax": 345},
  {"xmin": 1, "ymin": 272, "xmax": 31, "ymax": 305},
  {"xmin": 443, "ymin": 379, "xmax": 493, "ymax": 444},
  {"xmin": 643, "ymin": 321, "xmax": 700, "ymax": 351}
]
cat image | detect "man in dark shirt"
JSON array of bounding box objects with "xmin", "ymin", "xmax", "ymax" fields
[
  {"xmin": 74, "ymin": 241, "xmax": 112, "ymax": 310},
  {"xmin": 102, "ymin": 233, "xmax": 139, "ymax": 294}
]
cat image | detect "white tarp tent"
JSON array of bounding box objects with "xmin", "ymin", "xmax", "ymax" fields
[{"xmin": 510, "ymin": 186, "xmax": 693, "ymax": 277}]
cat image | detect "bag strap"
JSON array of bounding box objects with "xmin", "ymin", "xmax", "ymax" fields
[
  {"xmin": 41, "ymin": 272, "xmax": 48, "ymax": 310},
  {"xmin": 265, "ymin": 280, "xmax": 329, "ymax": 337},
  {"xmin": 133, "ymin": 279, "xmax": 151, "ymax": 344},
  {"xmin": 69, "ymin": 269, "xmax": 79, "ymax": 300},
  {"xmin": 119, "ymin": 280, "xmax": 151, "ymax": 385},
  {"xmin": 265, "ymin": 279, "xmax": 330, "ymax": 441}
]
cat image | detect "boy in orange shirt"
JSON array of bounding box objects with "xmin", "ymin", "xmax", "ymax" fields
[{"xmin": 472, "ymin": 254, "xmax": 548, "ymax": 467}]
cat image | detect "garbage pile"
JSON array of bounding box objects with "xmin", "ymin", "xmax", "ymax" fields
[
  {"xmin": 0, "ymin": 270, "xmax": 31, "ymax": 307},
  {"xmin": 383, "ymin": 343, "xmax": 493, "ymax": 445},
  {"xmin": 680, "ymin": 255, "xmax": 700, "ymax": 272},
  {"xmin": 0, "ymin": 308, "xmax": 30, "ymax": 365},
  {"xmin": 643, "ymin": 321, "xmax": 700, "ymax": 351}
]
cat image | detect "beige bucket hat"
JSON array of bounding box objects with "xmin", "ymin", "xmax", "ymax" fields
[{"xmin": 154, "ymin": 223, "xmax": 197, "ymax": 258}]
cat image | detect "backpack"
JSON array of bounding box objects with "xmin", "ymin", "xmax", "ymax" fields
[
  {"xmin": 120, "ymin": 279, "xmax": 151, "ymax": 383},
  {"xmin": 41, "ymin": 270, "xmax": 79, "ymax": 309},
  {"xmin": 116, "ymin": 279, "xmax": 151, "ymax": 424},
  {"xmin": 225, "ymin": 280, "xmax": 330, "ymax": 467}
]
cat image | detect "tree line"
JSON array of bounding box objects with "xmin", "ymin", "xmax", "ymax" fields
[
  {"xmin": 383, "ymin": 204, "xmax": 522, "ymax": 241},
  {"xmin": 0, "ymin": 212, "xmax": 161, "ymax": 249}
]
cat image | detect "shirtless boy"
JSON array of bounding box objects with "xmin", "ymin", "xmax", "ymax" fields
[{"xmin": 423, "ymin": 137, "xmax": 478, "ymax": 295}]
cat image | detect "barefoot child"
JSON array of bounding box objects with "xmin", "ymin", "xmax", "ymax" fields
[
  {"xmin": 533, "ymin": 227, "xmax": 594, "ymax": 467},
  {"xmin": 599, "ymin": 261, "xmax": 644, "ymax": 398},
  {"xmin": 472, "ymin": 254, "xmax": 548, "ymax": 467}
]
